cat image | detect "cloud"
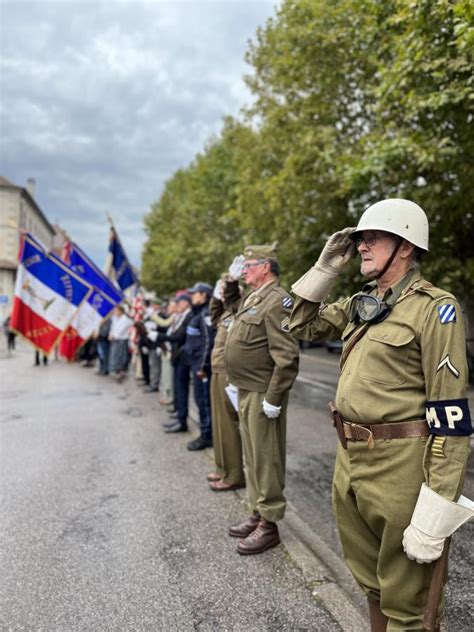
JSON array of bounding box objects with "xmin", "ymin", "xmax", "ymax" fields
[{"xmin": 0, "ymin": 0, "xmax": 277, "ymax": 269}]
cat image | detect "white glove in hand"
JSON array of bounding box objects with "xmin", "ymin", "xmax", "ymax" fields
[
  {"xmin": 402, "ymin": 525, "xmax": 444, "ymax": 564},
  {"xmin": 147, "ymin": 331, "xmax": 158, "ymax": 342},
  {"xmin": 262, "ymin": 399, "xmax": 281, "ymax": 419},
  {"xmin": 213, "ymin": 279, "xmax": 223, "ymax": 300},
  {"xmin": 292, "ymin": 227, "xmax": 356, "ymax": 302},
  {"xmin": 402, "ymin": 483, "xmax": 474, "ymax": 564},
  {"xmin": 228, "ymin": 255, "xmax": 245, "ymax": 281}
]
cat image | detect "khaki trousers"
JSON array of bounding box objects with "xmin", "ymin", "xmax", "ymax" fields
[
  {"xmin": 210, "ymin": 373, "xmax": 245, "ymax": 486},
  {"xmin": 333, "ymin": 437, "xmax": 443, "ymax": 631},
  {"xmin": 238, "ymin": 388, "xmax": 288, "ymax": 522}
]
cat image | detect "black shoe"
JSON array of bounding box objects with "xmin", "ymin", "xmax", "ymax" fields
[
  {"xmin": 165, "ymin": 422, "xmax": 188, "ymax": 434},
  {"xmin": 167, "ymin": 407, "xmax": 177, "ymax": 414},
  {"xmin": 187, "ymin": 436, "xmax": 212, "ymax": 451},
  {"xmin": 163, "ymin": 419, "xmax": 184, "ymax": 428},
  {"xmin": 168, "ymin": 412, "xmax": 178, "ymax": 419},
  {"xmin": 144, "ymin": 386, "xmax": 159, "ymax": 393}
]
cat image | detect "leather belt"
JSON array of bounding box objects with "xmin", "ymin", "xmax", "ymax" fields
[{"xmin": 343, "ymin": 419, "xmax": 429, "ymax": 449}]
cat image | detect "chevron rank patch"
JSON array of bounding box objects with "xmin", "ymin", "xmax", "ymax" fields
[
  {"xmin": 282, "ymin": 296, "xmax": 293, "ymax": 309},
  {"xmin": 281, "ymin": 316, "xmax": 290, "ymax": 332},
  {"xmin": 426, "ymin": 398, "xmax": 472, "ymax": 436},
  {"xmin": 438, "ymin": 304, "xmax": 456, "ymax": 324},
  {"xmin": 436, "ymin": 355, "xmax": 460, "ymax": 378}
]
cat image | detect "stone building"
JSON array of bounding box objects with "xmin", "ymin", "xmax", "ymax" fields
[{"xmin": 0, "ymin": 176, "xmax": 56, "ymax": 324}]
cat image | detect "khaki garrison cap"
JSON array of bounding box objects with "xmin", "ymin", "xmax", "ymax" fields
[{"xmin": 244, "ymin": 241, "xmax": 279, "ymax": 262}]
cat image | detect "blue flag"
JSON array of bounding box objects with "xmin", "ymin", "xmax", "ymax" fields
[
  {"xmin": 108, "ymin": 228, "xmax": 137, "ymax": 291},
  {"xmin": 67, "ymin": 241, "xmax": 123, "ymax": 304}
]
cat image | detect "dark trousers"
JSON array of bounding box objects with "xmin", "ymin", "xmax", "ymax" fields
[
  {"xmin": 35, "ymin": 351, "xmax": 48, "ymax": 365},
  {"xmin": 140, "ymin": 349, "xmax": 150, "ymax": 385},
  {"xmin": 97, "ymin": 339, "xmax": 110, "ymax": 374},
  {"xmin": 192, "ymin": 365, "xmax": 212, "ymax": 441},
  {"xmin": 175, "ymin": 360, "xmax": 190, "ymax": 428},
  {"xmin": 7, "ymin": 333, "xmax": 16, "ymax": 350}
]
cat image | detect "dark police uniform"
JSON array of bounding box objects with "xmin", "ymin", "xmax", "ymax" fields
[{"xmin": 183, "ymin": 300, "xmax": 215, "ymax": 442}]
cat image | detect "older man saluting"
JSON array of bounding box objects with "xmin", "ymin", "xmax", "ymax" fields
[{"xmin": 224, "ymin": 243, "xmax": 299, "ymax": 555}]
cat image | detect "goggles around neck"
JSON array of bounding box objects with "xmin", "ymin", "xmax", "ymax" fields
[
  {"xmin": 350, "ymin": 270, "xmax": 418, "ymax": 326},
  {"xmin": 351, "ymin": 294, "xmax": 392, "ymax": 325}
]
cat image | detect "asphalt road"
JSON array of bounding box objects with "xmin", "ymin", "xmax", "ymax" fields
[{"xmin": 0, "ymin": 343, "xmax": 339, "ymax": 632}]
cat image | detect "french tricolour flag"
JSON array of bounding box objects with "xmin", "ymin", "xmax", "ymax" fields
[
  {"xmin": 59, "ymin": 287, "xmax": 117, "ymax": 360},
  {"xmin": 58, "ymin": 243, "xmax": 122, "ymax": 360},
  {"xmin": 10, "ymin": 234, "xmax": 92, "ymax": 354}
]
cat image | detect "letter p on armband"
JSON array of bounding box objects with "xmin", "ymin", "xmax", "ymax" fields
[{"xmin": 425, "ymin": 399, "xmax": 473, "ymax": 436}]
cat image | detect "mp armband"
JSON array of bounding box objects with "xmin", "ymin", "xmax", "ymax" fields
[{"xmin": 426, "ymin": 398, "xmax": 473, "ymax": 436}]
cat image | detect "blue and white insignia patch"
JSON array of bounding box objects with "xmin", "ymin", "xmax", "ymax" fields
[
  {"xmin": 248, "ymin": 307, "xmax": 258, "ymax": 315},
  {"xmin": 438, "ymin": 304, "xmax": 456, "ymax": 324},
  {"xmin": 282, "ymin": 296, "xmax": 293, "ymax": 309},
  {"xmin": 425, "ymin": 398, "xmax": 472, "ymax": 436}
]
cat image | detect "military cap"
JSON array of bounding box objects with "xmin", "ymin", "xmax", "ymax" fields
[
  {"xmin": 243, "ymin": 241, "xmax": 279, "ymax": 262},
  {"xmin": 187, "ymin": 282, "xmax": 213, "ymax": 295},
  {"xmin": 175, "ymin": 293, "xmax": 192, "ymax": 305}
]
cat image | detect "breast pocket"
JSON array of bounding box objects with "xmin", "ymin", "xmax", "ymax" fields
[
  {"xmin": 236, "ymin": 315, "xmax": 266, "ymax": 345},
  {"xmin": 359, "ymin": 324, "xmax": 416, "ymax": 386}
]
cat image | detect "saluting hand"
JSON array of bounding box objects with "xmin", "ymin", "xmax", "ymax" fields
[{"xmin": 318, "ymin": 227, "xmax": 357, "ymax": 275}]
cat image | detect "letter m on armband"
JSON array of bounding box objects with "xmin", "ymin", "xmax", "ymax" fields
[{"xmin": 425, "ymin": 399, "xmax": 473, "ymax": 436}]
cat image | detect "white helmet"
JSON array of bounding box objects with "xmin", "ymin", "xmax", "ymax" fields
[{"xmin": 354, "ymin": 199, "xmax": 429, "ymax": 251}]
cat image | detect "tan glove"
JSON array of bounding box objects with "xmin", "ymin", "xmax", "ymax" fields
[{"xmin": 292, "ymin": 228, "xmax": 357, "ymax": 302}]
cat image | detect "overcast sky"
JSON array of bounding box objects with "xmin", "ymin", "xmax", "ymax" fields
[{"xmin": 0, "ymin": 0, "xmax": 278, "ymax": 268}]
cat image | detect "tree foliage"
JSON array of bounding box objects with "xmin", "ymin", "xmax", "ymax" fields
[{"xmin": 142, "ymin": 0, "xmax": 474, "ymax": 315}]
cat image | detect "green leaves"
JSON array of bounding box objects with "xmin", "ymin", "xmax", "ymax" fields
[{"xmin": 142, "ymin": 0, "xmax": 474, "ymax": 307}]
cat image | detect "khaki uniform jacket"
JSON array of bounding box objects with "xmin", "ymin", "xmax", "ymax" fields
[
  {"xmin": 289, "ymin": 271, "xmax": 472, "ymax": 500},
  {"xmin": 209, "ymin": 296, "xmax": 234, "ymax": 374},
  {"xmin": 224, "ymin": 279, "xmax": 299, "ymax": 406}
]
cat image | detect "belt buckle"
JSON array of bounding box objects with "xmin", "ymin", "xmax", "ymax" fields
[{"xmin": 350, "ymin": 423, "xmax": 375, "ymax": 449}]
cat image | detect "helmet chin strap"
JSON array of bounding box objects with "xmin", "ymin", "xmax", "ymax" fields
[{"xmin": 374, "ymin": 238, "xmax": 402, "ymax": 280}]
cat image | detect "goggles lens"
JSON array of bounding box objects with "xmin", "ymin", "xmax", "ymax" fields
[{"xmin": 353, "ymin": 294, "xmax": 391, "ymax": 324}]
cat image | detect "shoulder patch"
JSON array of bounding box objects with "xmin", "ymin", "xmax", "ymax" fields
[
  {"xmin": 282, "ymin": 296, "xmax": 293, "ymax": 309},
  {"xmin": 437, "ymin": 304, "xmax": 456, "ymax": 324},
  {"xmin": 426, "ymin": 398, "xmax": 472, "ymax": 436},
  {"xmin": 204, "ymin": 315, "xmax": 212, "ymax": 327},
  {"xmin": 281, "ymin": 316, "xmax": 291, "ymax": 332}
]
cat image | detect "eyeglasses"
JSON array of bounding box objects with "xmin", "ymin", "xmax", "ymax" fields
[
  {"xmin": 242, "ymin": 260, "xmax": 266, "ymax": 270},
  {"xmin": 353, "ymin": 233, "xmax": 379, "ymax": 248}
]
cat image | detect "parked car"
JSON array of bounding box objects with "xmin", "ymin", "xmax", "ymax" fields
[{"xmin": 325, "ymin": 339, "xmax": 343, "ymax": 354}]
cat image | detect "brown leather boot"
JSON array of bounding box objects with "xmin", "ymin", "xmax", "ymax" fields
[
  {"xmin": 207, "ymin": 472, "xmax": 221, "ymax": 482},
  {"xmin": 236, "ymin": 518, "xmax": 280, "ymax": 555},
  {"xmin": 228, "ymin": 512, "xmax": 260, "ymax": 538},
  {"xmin": 367, "ymin": 598, "xmax": 388, "ymax": 632}
]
